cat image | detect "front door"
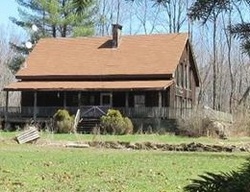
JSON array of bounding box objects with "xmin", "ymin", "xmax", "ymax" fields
[{"xmin": 100, "ymin": 93, "xmax": 112, "ymax": 106}]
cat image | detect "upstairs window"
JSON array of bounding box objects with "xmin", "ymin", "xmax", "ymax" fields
[
  {"xmin": 186, "ymin": 65, "xmax": 189, "ymax": 89},
  {"xmin": 184, "ymin": 65, "xmax": 188, "ymax": 88},
  {"xmin": 175, "ymin": 66, "xmax": 179, "ymax": 86},
  {"xmin": 178, "ymin": 64, "xmax": 182, "ymax": 87},
  {"xmin": 181, "ymin": 63, "xmax": 184, "ymax": 88},
  {"xmin": 188, "ymin": 67, "xmax": 192, "ymax": 90}
]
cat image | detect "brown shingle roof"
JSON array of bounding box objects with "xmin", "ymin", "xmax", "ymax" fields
[
  {"xmin": 4, "ymin": 80, "xmax": 173, "ymax": 91},
  {"xmin": 17, "ymin": 33, "xmax": 188, "ymax": 78}
]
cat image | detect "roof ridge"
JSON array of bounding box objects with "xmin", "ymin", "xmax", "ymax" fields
[{"xmin": 40, "ymin": 32, "xmax": 189, "ymax": 41}]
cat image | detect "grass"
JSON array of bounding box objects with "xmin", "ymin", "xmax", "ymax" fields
[
  {"xmin": 0, "ymin": 131, "xmax": 249, "ymax": 191},
  {"xmin": 0, "ymin": 143, "xmax": 248, "ymax": 192}
]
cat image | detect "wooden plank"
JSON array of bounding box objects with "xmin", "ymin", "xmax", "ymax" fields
[
  {"xmin": 66, "ymin": 143, "xmax": 90, "ymax": 148},
  {"xmin": 16, "ymin": 126, "xmax": 40, "ymax": 144},
  {"xmin": 73, "ymin": 109, "xmax": 81, "ymax": 132}
]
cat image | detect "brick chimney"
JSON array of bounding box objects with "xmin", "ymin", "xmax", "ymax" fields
[{"xmin": 112, "ymin": 24, "xmax": 122, "ymax": 48}]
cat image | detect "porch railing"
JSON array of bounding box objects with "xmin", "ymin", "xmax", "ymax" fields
[
  {"xmin": 0, "ymin": 106, "xmax": 187, "ymax": 119},
  {"xmin": 0, "ymin": 106, "xmax": 234, "ymax": 124}
]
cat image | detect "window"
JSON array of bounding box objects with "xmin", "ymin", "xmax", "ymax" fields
[
  {"xmin": 179, "ymin": 64, "xmax": 182, "ymax": 87},
  {"xmin": 175, "ymin": 65, "xmax": 179, "ymax": 86},
  {"xmin": 188, "ymin": 67, "xmax": 192, "ymax": 90},
  {"xmin": 185, "ymin": 65, "xmax": 188, "ymax": 88},
  {"xmin": 188, "ymin": 99, "xmax": 192, "ymax": 109},
  {"xmin": 177, "ymin": 63, "xmax": 185, "ymax": 88},
  {"xmin": 186, "ymin": 65, "xmax": 189, "ymax": 89},
  {"xmin": 181, "ymin": 63, "xmax": 184, "ymax": 87},
  {"xmin": 134, "ymin": 95, "xmax": 145, "ymax": 107},
  {"xmin": 89, "ymin": 96, "xmax": 94, "ymax": 104},
  {"xmin": 101, "ymin": 93, "xmax": 112, "ymax": 106},
  {"xmin": 175, "ymin": 96, "xmax": 182, "ymax": 117}
]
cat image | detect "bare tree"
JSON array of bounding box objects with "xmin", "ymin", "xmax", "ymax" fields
[
  {"xmin": 0, "ymin": 24, "xmax": 22, "ymax": 107},
  {"xmin": 96, "ymin": 0, "xmax": 112, "ymax": 36},
  {"xmin": 132, "ymin": 0, "xmax": 161, "ymax": 34},
  {"xmin": 96, "ymin": 0, "xmax": 132, "ymax": 36},
  {"xmin": 154, "ymin": 0, "xmax": 188, "ymax": 33},
  {"xmin": 221, "ymin": 6, "xmax": 234, "ymax": 112},
  {"xmin": 189, "ymin": 1, "xmax": 229, "ymax": 110}
]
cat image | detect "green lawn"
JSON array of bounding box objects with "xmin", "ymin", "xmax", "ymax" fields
[{"xmin": 0, "ymin": 132, "xmax": 249, "ymax": 192}]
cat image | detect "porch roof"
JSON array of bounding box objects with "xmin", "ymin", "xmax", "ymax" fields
[{"xmin": 4, "ymin": 80, "xmax": 173, "ymax": 91}]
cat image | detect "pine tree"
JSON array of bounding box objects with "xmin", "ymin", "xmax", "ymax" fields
[
  {"xmin": 189, "ymin": 0, "xmax": 250, "ymax": 55},
  {"xmin": 9, "ymin": 0, "xmax": 96, "ymax": 73}
]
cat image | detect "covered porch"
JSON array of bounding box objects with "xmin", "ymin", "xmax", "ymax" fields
[{"xmin": 3, "ymin": 80, "xmax": 175, "ymax": 123}]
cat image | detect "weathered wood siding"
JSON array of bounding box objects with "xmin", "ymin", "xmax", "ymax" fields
[{"xmin": 173, "ymin": 42, "xmax": 197, "ymax": 109}]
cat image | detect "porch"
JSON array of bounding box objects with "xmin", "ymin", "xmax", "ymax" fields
[
  {"xmin": 2, "ymin": 106, "xmax": 186, "ymax": 120},
  {"xmin": 1, "ymin": 106, "xmax": 189, "ymax": 132},
  {"xmin": 4, "ymin": 88, "xmax": 175, "ymax": 120},
  {"xmin": 3, "ymin": 80, "xmax": 182, "ymax": 131}
]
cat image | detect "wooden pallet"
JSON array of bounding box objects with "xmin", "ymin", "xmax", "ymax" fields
[{"xmin": 16, "ymin": 126, "xmax": 40, "ymax": 144}]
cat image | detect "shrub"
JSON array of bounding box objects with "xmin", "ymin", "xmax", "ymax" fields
[
  {"xmin": 184, "ymin": 158, "xmax": 250, "ymax": 192},
  {"xmin": 177, "ymin": 107, "xmax": 229, "ymax": 138},
  {"xmin": 100, "ymin": 109, "xmax": 133, "ymax": 135},
  {"xmin": 53, "ymin": 109, "xmax": 74, "ymax": 133},
  {"xmin": 123, "ymin": 117, "xmax": 133, "ymax": 134},
  {"xmin": 231, "ymin": 108, "xmax": 250, "ymax": 136},
  {"xmin": 176, "ymin": 109, "xmax": 209, "ymax": 137}
]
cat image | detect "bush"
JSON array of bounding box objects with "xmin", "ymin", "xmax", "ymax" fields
[
  {"xmin": 231, "ymin": 108, "xmax": 250, "ymax": 136},
  {"xmin": 53, "ymin": 109, "xmax": 74, "ymax": 133},
  {"xmin": 177, "ymin": 109, "xmax": 209, "ymax": 137},
  {"xmin": 184, "ymin": 158, "xmax": 250, "ymax": 192},
  {"xmin": 177, "ymin": 108, "xmax": 229, "ymax": 138},
  {"xmin": 124, "ymin": 117, "xmax": 133, "ymax": 134},
  {"xmin": 100, "ymin": 109, "xmax": 133, "ymax": 135}
]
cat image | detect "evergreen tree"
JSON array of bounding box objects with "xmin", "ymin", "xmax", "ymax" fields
[
  {"xmin": 189, "ymin": 0, "xmax": 250, "ymax": 55},
  {"xmin": 9, "ymin": 0, "xmax": 96, "ymax": 73}
]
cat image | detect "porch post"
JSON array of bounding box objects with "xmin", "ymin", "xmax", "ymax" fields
[
  {"xmin": 158, "ymin": 91, "xmax": 162, "ymax": 107},
  {"xmin": 78, "ymin": 91, "xmax": 81, "ymax": 108},
  {"xmin": 110, "ymin": 92, "xmax": 113, "ymax": 107},
  {"xmin": 63, "ymin": 92, "xmax": 66, "ymax": 108},
  {"xmin": 125, "ymin": 92, "xmax": 129, "ymax": 108},
  {"xmin": 158, "ymin": 91, "xmax": 162, "ymax": 129},
  {"xmin": 4, "ymin": 91, "xmax": 9, "ymax": 128},
  {"xmin": 169, "ymin": 84, "xmax": 176, "ymax": 119},
  {"xmin": 158, "ymin": 91, "xmax": 163, "ymax": 117},
  {"xmin": 125, "ymin": 92, "xmax": 129, "ymax": 115},
  {"xmin": 162, "ymin": 91, "xmax": 166, "ymax": 119},
  {"xmin": 33, "ymin": 91, "xmax": 37, "ymax": 122}
]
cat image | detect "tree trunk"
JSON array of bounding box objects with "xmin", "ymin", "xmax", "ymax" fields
[
  {"xmin": 227, "ymin": 9, "xmax": 234, "ymax": 113},
  {"xmin": 212, "ymin": 15, "xmax": 217, "ymax": 110},
  {"xmin": 52, "ymin": 25, "xmax": 56, "ymax": 37}
]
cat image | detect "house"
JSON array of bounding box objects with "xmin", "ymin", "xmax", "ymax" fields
[{"xmin": 3, "ymin": 24, "xmax": 200, "ymax": 132}]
